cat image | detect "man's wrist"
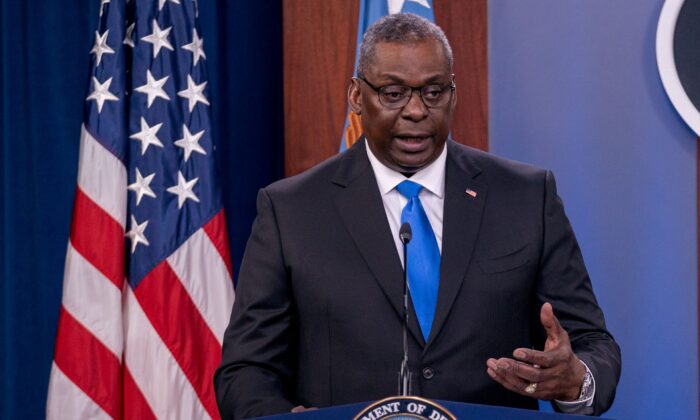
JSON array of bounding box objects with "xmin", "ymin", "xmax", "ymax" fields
[
  {"xmin": 559, "ymin": 357, "xmax": 588, "ymax": 401},
  {"xmin": 554, "ymin": 360, "xmax": 595, "ymax": 411},
  {"xmin": 577, "ymin": 364, "xmax": 594, "ymax": 400}
]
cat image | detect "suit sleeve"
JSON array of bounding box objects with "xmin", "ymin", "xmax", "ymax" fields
[
  {"xmin": 214, "ymin": 189, "xmax": 296, "ymax": 419},
  {"xmin": 537, "ymin": 170, "xmax": 621, "ymax": 416}
]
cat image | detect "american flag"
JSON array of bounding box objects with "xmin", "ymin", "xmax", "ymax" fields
[{"xmin": 46, "ymin": 0, "xmax": 235, "ymax": 418}]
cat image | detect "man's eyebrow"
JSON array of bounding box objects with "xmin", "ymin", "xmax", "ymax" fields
[
  {"xmin": 423, "ymin": 74, "xmax": 450, "ymax": 84},
  {"xmin": 375, "ymin": 73, "xmax": 450, "ymax": 84},
  {"xmin": 372, "ymin": 74, "xmax": 406, "ymax": 84}
]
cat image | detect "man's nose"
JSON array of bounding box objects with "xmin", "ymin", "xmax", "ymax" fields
[{"xmin": 401, "ymin": 90, "xmax": 429, "ymax": 120}]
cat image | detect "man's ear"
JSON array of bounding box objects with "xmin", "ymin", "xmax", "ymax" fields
[{"xmin": 348, "ymin": 78, "xmax": 362, "ymax": 114}]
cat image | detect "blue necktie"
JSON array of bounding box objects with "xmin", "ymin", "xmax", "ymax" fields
[{"xmin": 396, "ymin": 180, "xmax": 440, "ymax": 341}]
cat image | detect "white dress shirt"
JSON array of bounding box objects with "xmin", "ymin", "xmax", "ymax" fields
[
  {"xmin": 364, "ymin": 139, "xmax": 595, "ymax": 413},
  {"xmin": 365, "ymin": 140, "xmax": 447, "ymax": 265}
]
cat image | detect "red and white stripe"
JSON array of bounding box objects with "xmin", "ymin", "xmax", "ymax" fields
[{"xmin": 47, "ymin": 126, "xmax": 235, "ymax": 419}]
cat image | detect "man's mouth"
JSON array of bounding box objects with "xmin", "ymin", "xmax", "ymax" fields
[{"xmin": 394, "ymin": 135, "xmax": 432, "ymax": 152}]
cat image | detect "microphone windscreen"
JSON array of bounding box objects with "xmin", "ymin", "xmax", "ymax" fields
[{"xmin": 399, "ymin": 222, "xmax": 412, "ymax": 244}]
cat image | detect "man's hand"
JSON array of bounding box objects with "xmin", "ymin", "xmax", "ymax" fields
[
  {"xmin": 291, "ymin": 406, "xmax": 318, "ymax": 413},
  {"xmin": 485, "ymin": 302, "xmax": 586, "ymax": 401}
]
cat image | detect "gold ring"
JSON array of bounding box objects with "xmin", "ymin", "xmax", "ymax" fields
[{"xmin": 524, "ymin": 383, "xmax": 538, "ymax": 394}]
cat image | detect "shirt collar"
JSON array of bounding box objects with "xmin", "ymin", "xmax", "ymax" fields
[{"xmin": 365, "ymin": 138, "xmax": 446, "ymax": 198}]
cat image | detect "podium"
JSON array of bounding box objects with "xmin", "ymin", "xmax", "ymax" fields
[{"xmin": 256, "ymin": 399, "xmax": 609, "ymax": 419}]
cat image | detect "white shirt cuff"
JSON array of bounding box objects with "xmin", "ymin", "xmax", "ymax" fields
[{"xmin": 552, "ymin": 360, "xmax": 595, "ymax": 414}]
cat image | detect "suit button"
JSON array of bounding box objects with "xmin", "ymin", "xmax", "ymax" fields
[{"xmin": 422, "ymin": 367, "xmax": 435, "ymax": 380}]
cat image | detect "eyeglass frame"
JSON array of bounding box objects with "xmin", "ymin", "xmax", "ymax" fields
[{"xmin": 355, "ymin": 73, "xmax": 456, "ymax": 109}]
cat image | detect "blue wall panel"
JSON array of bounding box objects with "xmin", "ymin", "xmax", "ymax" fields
[{"xmin": 489, "ymin": 1, "xmax": 698, "ymax": 418}]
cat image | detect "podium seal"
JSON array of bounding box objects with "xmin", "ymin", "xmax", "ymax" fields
[{"xmin": 354, "ymin": 396, "xmax": 456, "ymax": 420}]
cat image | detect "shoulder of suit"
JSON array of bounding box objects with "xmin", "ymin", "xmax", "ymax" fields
[
  {"xmin": 263, "ymin": 140, "xmax": 553, "ymax": 197},
  {"xmin": 447, "ymin": 140, "xmax": 549, "ymax": 182},
  {"xmin": 263, "ymin": 147, "xmax": 353, "ymax": 198}
]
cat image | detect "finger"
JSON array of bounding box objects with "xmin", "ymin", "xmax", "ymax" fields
[
  {"xmin": 291, "ymin": 406, "xmax": 318, "ymax": 413},
  {"xmin": 487, "ymin": 358, "xmax": 521, "ymax": 380},
  {"xmin": 486, "ymin": 360, "xmax": 532, "ymax": 396},
  {"xmin": 493, "ymin": 358, "xmax": 538, "ymax": 390},
  {"xmin": 488, "ymin": 356, "xmax": 542, "ymax": 382},
  {"xmin": 487, "ymin": 359, "xmax": 560, "ymax": 400},
  {"xmin": 509, "ymin": 360, "xmax": 545, "ymax": 383},
  {"xmin": 540, "ymin": 302, "xmax": 565, "ymax": 342},
  {"xmin": 497, "ymin": 356, "xmax": 568, "ymax": 390},
  {"xmin": 513, "ymin": 348, "xmax": 557, "ymax": 368},
  {"xmin": 487, "ymin": 366, "xmax": 523, "ymax": 393}
]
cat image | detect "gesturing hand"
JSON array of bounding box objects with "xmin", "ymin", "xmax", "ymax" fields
[
  {"xmin": 486, "ymin": 302, "xmax": 586, "ymax": 401},
  {"xmin": 291, "ymin": 406, "xmax": 318, "ymax": 413}
]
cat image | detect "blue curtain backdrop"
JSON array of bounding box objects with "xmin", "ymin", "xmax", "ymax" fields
[
  {"xmin": 0, "ymin": 1, "xmax": 283, "ymax": 419},
  {"xmin": 490, "ymin": 1, "xmax": 698, "ymax": 419}
]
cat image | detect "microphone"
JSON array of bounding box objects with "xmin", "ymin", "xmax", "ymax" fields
[
  {"xmin": 399, "ymin": 223, "xmax": 412, "ymax": 244},
  {"xmin": 398, "ymin": 222, "xmax": 412, "ymax": 396}
]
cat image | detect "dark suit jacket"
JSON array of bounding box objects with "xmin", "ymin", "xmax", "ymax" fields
[{"xmin": 214, "ymin": 140, "xmax": 621, "ymax": 419}]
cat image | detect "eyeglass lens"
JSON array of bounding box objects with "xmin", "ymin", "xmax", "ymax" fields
[{"xmin": 379, "ymin": 84, "xmax": 452, "ymax": 108}]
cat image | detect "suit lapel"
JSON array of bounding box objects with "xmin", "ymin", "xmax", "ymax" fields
[
  {"xmin": 427, "ymin": 141, "xmax": 488, "ymax": 347},
  {"xmin": 332, "ymin": 140, "xmax": 426, "ymax": 346}
]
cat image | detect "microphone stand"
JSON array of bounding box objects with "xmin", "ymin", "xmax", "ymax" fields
[{"xmin": 398, "ymin": 223, "xmax": 412, "ymax": 396}]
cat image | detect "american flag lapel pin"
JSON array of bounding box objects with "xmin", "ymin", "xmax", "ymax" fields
[{"xmin": 465, "ymin": 188, "xmax": 477, "ymax": 198}]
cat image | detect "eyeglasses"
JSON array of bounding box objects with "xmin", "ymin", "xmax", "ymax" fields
[{"xmin": 356, "ymin": 73, "xmax": 455, "ymax": 109}]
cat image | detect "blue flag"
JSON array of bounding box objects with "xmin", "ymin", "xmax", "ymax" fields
[{"xmin": 340, "ymin": 0, "xmax": 435, "ymax": 151}]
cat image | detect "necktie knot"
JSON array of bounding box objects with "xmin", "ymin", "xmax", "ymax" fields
[{"xmin": 396, "ymin": 180, "xmax": 423, "ymax": 199}]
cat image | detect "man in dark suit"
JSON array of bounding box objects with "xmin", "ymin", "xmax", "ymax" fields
[{"xmin": 215, "ymin": 13, "xmax": 620, "ymax": 419}]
